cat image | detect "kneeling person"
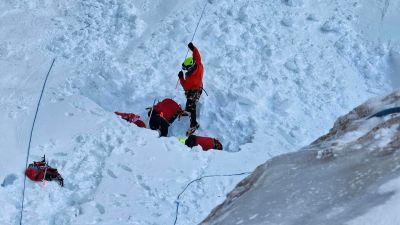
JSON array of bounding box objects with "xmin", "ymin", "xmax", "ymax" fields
[{"xmin": 148, "ymin": 98, "xmax": 183, "ymax": 137}]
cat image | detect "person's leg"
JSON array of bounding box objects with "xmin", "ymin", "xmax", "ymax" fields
[
  {"xmin": 185, "ymin": 90, "xmax": 202, "ymax": 127},
  {"xmin": 185, "ymin": 135, "xmax": 197, "ymax": 148}
]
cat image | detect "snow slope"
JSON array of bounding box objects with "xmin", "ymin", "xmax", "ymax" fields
[
  {"xmin": 200, "ymin": 91, "xmax": 400, "ymax": 225},
  {"xmin": 0, "ymin": 0, "xmax": 398, "ymax": 224}
]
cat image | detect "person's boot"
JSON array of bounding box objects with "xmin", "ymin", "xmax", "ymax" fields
[
  {"xmin": 186, "ymin": 123, "xmax": 199, "ymax": 136},
  {"xmin": 180, "ymin": 110, "xmax": 190, "ymax": 117}
]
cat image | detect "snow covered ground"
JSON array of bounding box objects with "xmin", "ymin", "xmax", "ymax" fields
[
  {"xmin": 200, "ymin": 91, "xmax": 400, "ymax": 225},
  {"xmin": 0, "ymin": 0, "xmax": 398, "ymax": 224}
]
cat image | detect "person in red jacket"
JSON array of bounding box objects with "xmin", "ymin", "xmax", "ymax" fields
[
  {"xmin": 115, "ymin": 112, "xmax": 146, "ymax": 128},
  {"xmin": 148, "ymin": 98, "xmax": 183, "ymax": 137},
  {"xmin": 184, "ymin": 135, "xmax": 223, "ymax": 151},
  {"xmin": 178, "ymin": 42, "xmax": 204, "ymax": 136}
]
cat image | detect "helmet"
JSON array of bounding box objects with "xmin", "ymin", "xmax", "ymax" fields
[{"xmin": 182, "ymin": 57, "xmax": 195, "ymax": 70}]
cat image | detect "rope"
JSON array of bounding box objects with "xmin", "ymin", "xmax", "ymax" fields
[
  {"xmin": 147, "ymin": 99, "xmax": 157, "ymax": 128},
  {"xmin": 184, "ymin": 1, "xmax": 208, "ymax": 59},
  {"xmin": 19, "ymin": 58, "xmax": 56, "ymax": 225},
  {"xmin": 176, "ymin": 2, "xmax": 209, "ymax": 89},
  {"xmin": 173, "ymin": 171, "xmax": 252, "ymax": 225}
]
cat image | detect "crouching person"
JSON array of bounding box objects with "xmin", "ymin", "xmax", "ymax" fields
[
  {"xmin": 148, "ymin": 98, "xmax": 183, "ymax": 137},
  {"xmin": 185, "ymin": 135, "xmax": 223, "ymax": 151}
]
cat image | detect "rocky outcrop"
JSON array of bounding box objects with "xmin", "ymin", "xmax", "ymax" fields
[{"xmin": 200, "ymin": 91, "xmax": 400, "ymax": 225}]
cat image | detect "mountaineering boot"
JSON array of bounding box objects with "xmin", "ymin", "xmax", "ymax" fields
[
  {"xmin": 178, "ymin": 110, "xmax": 190, "ymax": 121},
  {"xmin": 180, "ymin": 110, "xmax": 190, "ymax": 117},
  {"xmin": 186, "ymin": 123, "xmax": 200, "ymax": 136}
]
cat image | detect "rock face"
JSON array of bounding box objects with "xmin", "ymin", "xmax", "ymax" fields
[{"xmin": 200, "ymin": 91, "xmax": 400, "ymax": 225}]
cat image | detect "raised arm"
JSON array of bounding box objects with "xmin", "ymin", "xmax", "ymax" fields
[{"xmin": 188, "ymin": 42, "xmax": 202, "ymax": 64}]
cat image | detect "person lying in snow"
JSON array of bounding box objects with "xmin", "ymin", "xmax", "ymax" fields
[
  {"xmin": 148, "ymin": 98, "xmax": 184, "ymax": 137},
  {"xmin": 115, "ymin": 112, "xmax": 146, "ymax": 128},
  {"xmin": 178, "ymin": 42, "xmax": 204, "ymax": 136},
  {"xmin": 25, "ymin": 155, "xmax": 64, "ymax": 187},
  {"xmin": 184, "ymin": 135, "xmax": 223, "ymax": 151}
]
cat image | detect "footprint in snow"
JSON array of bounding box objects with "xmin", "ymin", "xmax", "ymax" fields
[
  {"xmin": 118, "ymin": 164, "xmax": 133, "ymax": 172},
  {"xmin": 107, "ymin": 169, "xmax": 118, "ymax": 179},
  {"xmin": 1, "ymin": 174, "xmax": 18, "ymax": 187},
  {"xmin": 96, "ymin": 203, "xmax": 106, "ymax": 214}
]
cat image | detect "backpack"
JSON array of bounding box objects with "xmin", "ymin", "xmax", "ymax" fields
[{"xmin": 25, "ymin": 156, "xmax": 64, "ymax": 187}]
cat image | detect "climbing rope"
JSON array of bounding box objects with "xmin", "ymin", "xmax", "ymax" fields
[
  {"xmin": 173, "ymin": 171, "xmax": 252, "ymax": 225},
  {"xmin": 184, "ymin": 1, "xmax": 208, "ymax": 59},
  {"xmin": 176, "ymin": 1, "xmax": 209, "ymax": 89},
  {"xmin": 19, "ymin": 58, "xmax": 56, "ymax": 225}
]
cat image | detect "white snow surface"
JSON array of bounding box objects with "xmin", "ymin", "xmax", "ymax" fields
[
  {"xmin": 200, "ymin": 91, "xmax": 400, "ymax": 225},
  {"xmin": 0, "ymin": 0, "xmax": 398, "ymax": 225}
]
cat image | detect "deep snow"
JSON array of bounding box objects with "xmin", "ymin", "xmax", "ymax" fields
[
  {"xmin": 200, "ymin": 91, "xmax": 400, "ymax": 225},
  {"xmin": 0, "ymin": 0, "xmax": 399, "ymax": 224}
]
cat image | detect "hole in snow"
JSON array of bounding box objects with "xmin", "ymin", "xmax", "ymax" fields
[{"xmin": 72, "ymin": 65, "xmax": 257, "ymax": 152}]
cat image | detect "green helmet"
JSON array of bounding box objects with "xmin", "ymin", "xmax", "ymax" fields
[{"xmin": 182, "ymin": 57, "xmax": 195, "ymax": 70}]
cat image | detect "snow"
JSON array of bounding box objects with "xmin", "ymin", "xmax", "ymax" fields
[
  {"xmin": 0, "ymin": 0, "xmax": 399, "ymax": 225},
  {"xmin": 200, "ymin": 91, "xmax": 400, "ymax": 225},
  {"xmin": 347, "ymin": 175, "xmax": 400, "ymax": 225}
]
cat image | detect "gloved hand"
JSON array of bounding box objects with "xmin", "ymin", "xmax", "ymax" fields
[
  {"xmin": 178, "ymin": 71, "xmax": 184, "ymax": 79},
  {"xmin": 188, "ymin": 42, "xmax": 195, "ymax": 51}
]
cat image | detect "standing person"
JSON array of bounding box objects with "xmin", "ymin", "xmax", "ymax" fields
[
  {"xmin": 148, "ymin": 98, "xmax": 183, "ymax": 137},
  {"xmin": 178, "ymin": 42, "xmax": 204, "ymax": 136}
]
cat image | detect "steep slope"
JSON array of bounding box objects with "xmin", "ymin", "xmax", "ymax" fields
[
  {"xmin": 200, "ymin": 91, "xmax": 400, "ymax": 225},
  {"xmin": 0, "ymin": 0, "xmax": 398, "ymax": 225}
]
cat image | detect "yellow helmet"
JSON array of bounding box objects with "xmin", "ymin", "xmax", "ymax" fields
[{"xmin": 182, "ymin": 57, "xmax": 195, "ymax": 70}]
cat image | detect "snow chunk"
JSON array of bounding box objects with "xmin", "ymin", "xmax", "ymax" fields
[
  {"xmin": 284, "ymin": 58, "xmax": 300, "ymax": 73},
  {"xmin": 281, "ymin": 17, "xmax": 294, "ymax": 27},
  {"xmin": 306, "ymin": 14, "xmax": 318, "ymax": 21},
  {"xmin": 321, "ymin": 17, "xmax": 344, "ymax": 33}
]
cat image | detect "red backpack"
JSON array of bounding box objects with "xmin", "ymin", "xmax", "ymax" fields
[{"xmin": 25, "ymin": 156, "xmax": 64, "ymax": 186}]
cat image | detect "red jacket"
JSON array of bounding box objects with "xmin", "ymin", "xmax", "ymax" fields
[
  {"xmin": 115, "ymin": 112, "xmax": 146, "ymax": 128},
  {"xmin": 153, "ymin": 99, "xmax": 182, "ymax": 122},
  {"xmin": 186, "ymin": 135, "xmax": 223, "ymax": 151},
  {"xmin": 179, "ymin": 47, "xmax": 204, "ymax": 91}
]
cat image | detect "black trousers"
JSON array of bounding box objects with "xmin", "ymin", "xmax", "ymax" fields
[{"xmin": 185, "ymin": 89, "xmax": 202, "ymax": 127}]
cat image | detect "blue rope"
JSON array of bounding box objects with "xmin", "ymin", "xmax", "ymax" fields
[
  {"xmin": 19, "ymin": 58, "xmax": 56, "ymax": 225},
  {"xmin": 173, "ymin": 171, "xmax": 252, "ymax": 225},
  {"xmin": 176, "ymin": 2, "xmax": 209, "ymax": 89},
  {"xmin": 184, "ymin": 1, "xmax": 208, "ymax": 59}
]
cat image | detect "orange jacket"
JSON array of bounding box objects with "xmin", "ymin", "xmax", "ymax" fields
[{"xmin": 179, "ymin": 47, "xmax": 203, "ymax": 91}]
